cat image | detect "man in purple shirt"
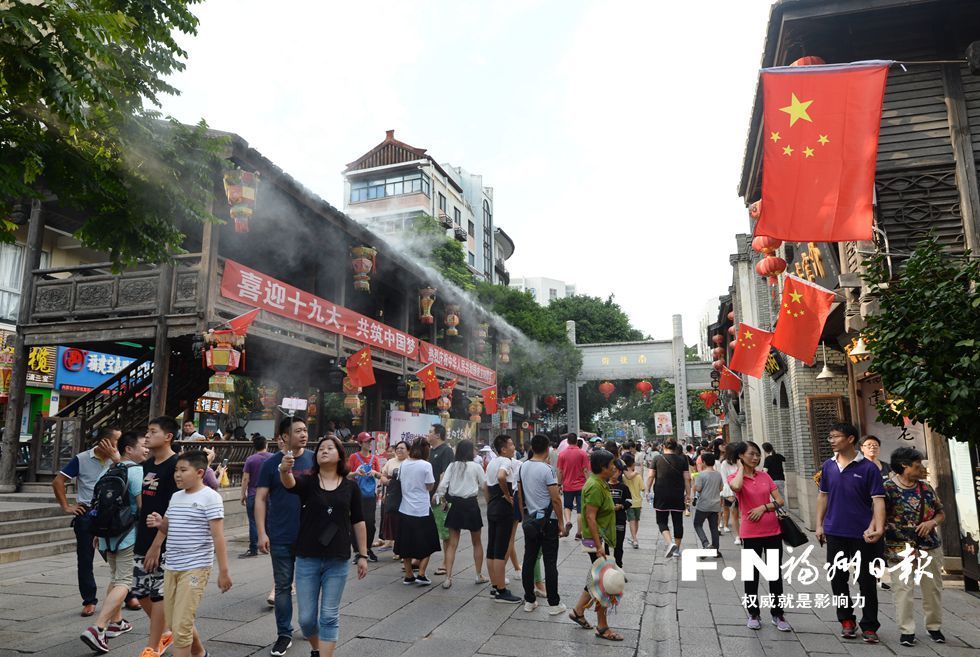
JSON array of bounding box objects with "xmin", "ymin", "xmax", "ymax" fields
[
  {"xmin": 239, "ymin": 434, "xmax": 272, "ymax": 557},
  {"xmin": 816, "ymin": 422, "xmax": 886, "ymax": 644}
]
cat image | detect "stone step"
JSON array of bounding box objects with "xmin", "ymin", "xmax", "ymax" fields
[
  {"xmin": 0, "ymin": 526, "xmax": 76, "ymax": 550},
  {"xmin": 0, "ymin": 502, "xmax": 65, "ymax": 523},
  {"xmin": 0, "ymin": 493, "xmax": 74, "ymax": 505},
  {"xmin": 0, "ymin": 537, "xmax": 77, "ymax": 564},
  {"xmin": 0, "ymin": 513, "xmax": 72, "ymax": 536},
  {"xmin": 18, "ymin": 482, "xmax": 69, "ymax": 494}
]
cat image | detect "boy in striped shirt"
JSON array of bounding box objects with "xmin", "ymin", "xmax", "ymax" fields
[{"xmin": 146, "ymin": 451, "xmax": 232, "ymax": 657}]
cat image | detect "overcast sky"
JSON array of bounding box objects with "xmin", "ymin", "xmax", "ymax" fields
[{"xmin": 162, "ymin": 0, "xmax": 775, "ymax": 345}]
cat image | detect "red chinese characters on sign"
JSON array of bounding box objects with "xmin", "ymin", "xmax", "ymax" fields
[
  {"xmin": 419, "ymin": 342, "xmax": 496, "ymax": 386},
  {"xmin": 221, "ymin": 260, "xmax": 419, "ymax": 359}
]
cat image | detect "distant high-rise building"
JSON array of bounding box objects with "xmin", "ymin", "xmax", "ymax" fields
[
  {"xmin": 509, "ymin": 277, "xmax": 576, "ymax": 306},
  {"xmin": 343, "ymin": 130, "xmax": 513, "ymax": 284}
]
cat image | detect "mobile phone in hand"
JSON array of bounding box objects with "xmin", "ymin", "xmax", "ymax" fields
[{"xmin": 221, "ymin": 458, "xmax": 229, "ymax": 468}]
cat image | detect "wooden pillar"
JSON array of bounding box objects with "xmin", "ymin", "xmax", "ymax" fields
[
  {"xmin": 148, "ymin": 262, "xmax": 174, "ymax": 419},
  {"xmin": 197, "ymin": 209, "xmax": 220, "ymax": 323},
  {"xmin": 942, "ymin": 64, "xmax": 980, "ymax": 252},
  {"xmin": 924, "ymin": 425, "xmax": 962, "ymax": 561},
  {"xmin": 0, "ymin": 201, "xmax": 45, "ymax": 491}
]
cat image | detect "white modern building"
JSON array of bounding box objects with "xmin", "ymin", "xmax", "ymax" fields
[
  {"xmin": 509, "ymin": 277, "xmax": 576, "ymax": 306},
  {"xmin": 343, "ymin": 130, "xmax": 513, "ymax": 285}
]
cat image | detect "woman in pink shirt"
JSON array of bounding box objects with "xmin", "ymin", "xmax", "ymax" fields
[{"xmin": 728, "ymin": 441, "xmax": 790, "ymax": 633}]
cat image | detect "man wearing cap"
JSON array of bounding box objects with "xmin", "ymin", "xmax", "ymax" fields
[{"xmin": 348, "ymin": 432, "xmax": 382, "ymax": 562}]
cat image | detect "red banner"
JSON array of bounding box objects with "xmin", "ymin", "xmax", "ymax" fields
[
  {"xmin": 221, "ymin": 260, "xmax": 496, "ymax": 386},
  {"xmin": 222, "ymin": 260, "xmax": 420, "ymax": 358},
  {"xmin": 418, "ymin": 342, "xmax": 496, "ymax": 386}
]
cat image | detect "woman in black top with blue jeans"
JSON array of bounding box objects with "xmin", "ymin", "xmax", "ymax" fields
[{"xmin": 281, "ymin": 436, "xmax": 367, "ymax": 657}]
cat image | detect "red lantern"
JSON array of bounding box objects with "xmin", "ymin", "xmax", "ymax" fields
[
  {"xmin": 598, "ymin": 381, "xmax": 615, "ymax": 400},
  {"xmin": 790, "ymin": 56, "xmax": 826, "ymax": 67},
  {"xmin": 756, "ymin": 255, "xmax": 788, "ymax": 285},
  {"xmin": 350, "ymin": 246, "xmax": 377, "ymax": 293},
  {"xmin": 728, "ymin": 325, "xmax": 737, "ymax": 336},
  {"xmin": 727, "ymin": 311, "xmax": 735, "ymax": 322},
  {"xmin": 748, "ymin": 200, "xmax": 762, "ymax": 221},
  {"xmin": 751, "ymin": 236, "xmax": 783, "ymax": 256},
  {"xmin": 543, "ymin": 394, "xmax": 558, "ymax": 410},
  {"xmin": 712, "ymin": 360, "xmax": 724, "ymax": 372},
  {"xmin": 729, "ymin": 340, "xmax": 738, "ymax": 350},
  {"xmin": 711, "ymin": 347, "xmax": 724, "ymax": 359},
  {"xmin": 419, "ymin": 286, "xmax": 436, "ymax": 325},
  {"xmin": 635, "ymin": 381, "xmax": 653, "ymax": 400},
  {"xmin": 712, "ymin": 335, "xmax": 724, "ymax": 345}
]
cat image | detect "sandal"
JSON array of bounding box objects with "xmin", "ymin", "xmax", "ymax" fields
[
  {"xmin": 475, "ymin": 575, "xmax": 490, "ymax": 584},
  {"xmin": 595, "ymin": 627, "xmax": 623, "ymax": 641},
  {"xmin": 442, "ymin": 578, "xmax": 453, "ymax": 589},
  {"xmin": 568, "ymin": 610, "xmax": 593, "ymax": 629},
  {"xmin": 434, "ymin": 567, "xmax": 447, "ymax": 576}
]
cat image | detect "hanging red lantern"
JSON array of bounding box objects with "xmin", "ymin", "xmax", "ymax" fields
[
  {"xmin": 444, "ymin": 304, "xmax": 461, "ymax": 336},
  {"xmin": 727, "ymin": 311, "xmax": 735, "ymax": 322},
  {"xmin": 790, "ymin": 55, "xmax": 826, "ymax": 67},
  {"xmin": 712, "ymin": 335, "xmax": 724, "ymax": 345},
  {"xmin": 712, "ymin": 360, "xmax": 725, "ymax": 372},
  {"xmin": 756, "ymin": 255, "xmax": 788, "ymax": 285},
  {"xmin": 351, "ymin": 246, "xmax": 378, "ymax": 293},
  {"xmin": 729, "ymin": 340, "xmax": 738, "ymax": 351},
  {"xmin": 748, "ymin": 200, "xmax": 762, "ymax": 221},
  {"xmin": 751, "ymin": 236, "xmax": 783, "ymax": 256},
  {"xmin": 419, "ymin": 286, "xmax": 436, "ymax": 325},
  {"xmin": 543, "ymin": 394, "xmax": 558, "ymax": 410},
  {"xmin": 598, "ymin": 381, "xmax": 615, "ymax": 400},
  {"xmin": 222, "ymin": 170, "xmax": 259, "ymax": 233},
  {"xmin": 468, "ymin": 396, "xmax": 483, "ymax": 422},
  {"xmin": 711, "ymin": 347, "xmax": 724, "ymax": 359},
  {"xmin": 728, "ymin": 325, "xmax": 737, "ymax": 336},
  {"xmin": 635, "ymin": 380, "xmax": 653, "ymax": 400},
  {"xmin": 204, "ymin": 329, "xmax": 244, "ymax": 394}
]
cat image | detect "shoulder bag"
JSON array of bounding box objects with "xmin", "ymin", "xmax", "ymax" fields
[{"xmin": 776, "ymin": 505, "xmax": 808, "ymax": 547}]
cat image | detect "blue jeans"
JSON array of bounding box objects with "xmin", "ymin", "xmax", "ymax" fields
[
  {"xmin": 246, "ymin": 496, "xmax": 257, "ymax": 553},
  {"xmin": 73, "ymin": 514, "xmax": 98, "ymax": 605},
  {"xmin": 294, "ymin": 556, "xmax": 349, "ymax": 643},
  {"xmin": 270, "ymin": 543, "xmax": 296, "ymax": 638}
]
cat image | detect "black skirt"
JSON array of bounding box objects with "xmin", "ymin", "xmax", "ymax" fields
[
  {"xmin": 394, "ymin": 512, "xmax": 442, "ymax": 559},
  {"xmin": 445, "ymin": 496, "xmax": 483, "ymax": 531}
]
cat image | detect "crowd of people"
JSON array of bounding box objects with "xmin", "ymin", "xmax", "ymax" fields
[{"xmin": 54, "ymin": 416, "xmax": 949, "ymax": 656}]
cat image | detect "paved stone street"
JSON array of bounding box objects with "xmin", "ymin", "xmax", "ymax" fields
[{"xmin": 2, "ymin": 510, "xmax": 979, "ymax": 657}]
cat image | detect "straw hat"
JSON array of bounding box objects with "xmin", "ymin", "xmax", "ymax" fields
[{"xmin": 586, "ymin": 556, "xmax": 625, "ymax": 608}]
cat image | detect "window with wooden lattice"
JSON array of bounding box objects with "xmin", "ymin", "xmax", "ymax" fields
[{"xmin": 806, "ymin": 395, "xmax": 852, "ymax": 466}]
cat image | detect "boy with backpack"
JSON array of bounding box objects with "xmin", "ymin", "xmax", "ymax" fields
[
  {"xmin": 146, "ymin": 450, "xmax": 232, "ymax": 657},
  {"xmin": 80, "ymin": 432, "xmax": 147, "ymax": 653}
]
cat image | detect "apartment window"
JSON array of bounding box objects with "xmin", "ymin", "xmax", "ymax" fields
[
  {"xmin": 454, "ymin": 207, "xmax": 461, "ymax": 225},
  {"xmin": 483, "ymin": 200, "xmax": 493, "ymax": 279},
  {"xmin": 467, "ymin": 220, "xmax": 475, "ymax": 237},
  {"xmin": 438, "ymin": 193, "xmax": 447, "ymax": 214},
  {"xmin": 349, "ymin": 171, "xmax": 430, "ymax": 203},
  {"xmin": 0, "ymin": 243, "xmax": 49, "ymax": 321},
  {"xmin": 549, "ymin": 288, "xmax": 558, "ymax": 301},
  {"xmin": 468, "ymin": 253, "xmax": 476, "ymax": 267}
]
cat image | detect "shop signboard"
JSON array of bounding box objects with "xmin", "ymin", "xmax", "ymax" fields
[
  {"xmin": 54, "ymin": 346, "xmax": 136, "ymax": 393},
  {"xmin": 388, "ymin": 410, "xmax": 476, "ymax": 446},
  {"xmin": 1, "ymin": 329, "xmax": 56, "ymax": 388},
  {"xmin": 195, "ymin": 396, "xmax": 230, "ymax": 415}
]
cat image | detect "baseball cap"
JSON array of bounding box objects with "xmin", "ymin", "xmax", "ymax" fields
[{"xmin": 356, "ymin": 432, "xmax": 372, "ymax": 442}]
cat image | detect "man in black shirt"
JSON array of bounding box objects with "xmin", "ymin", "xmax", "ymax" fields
[
  {"xmin": 427, "ymin": 424, "xmax": 454, "ymax": 575},
  {"xmin": 762, "ymin": 442, "xmax": 787, "ymax": 503}
]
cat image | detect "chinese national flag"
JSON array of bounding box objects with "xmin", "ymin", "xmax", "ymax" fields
[
  {"xmin": 346, "ymin": 346, "xmax": 375, "ymax": 388},
  {"xmin": 500, "ymin": 393, "xmax": 517, "ymax": 406},
  {"xmin": 772, "ymin": 275, "xmax": 836, "ymax": 364},
  {"xmin": 729, "ymin": 323, "xmax": 774, "ymax": 379},
  {"xmin": 718, "ymin": 367, "xmax": 742, "ymax": 393},
  {"xmin": 481, "ymin": 386, "xmax": 498, "ymax": 415},
  {"xmin": 416, "ymin": 363, "xmax": 441, "ymax": 400},
  {"xmin": 757, "ymin": 62, "xmax": 890, "ymax": 242},
  {"xmin": 227, "ymin": 308, "xmax": 261, "ymax": 336}
]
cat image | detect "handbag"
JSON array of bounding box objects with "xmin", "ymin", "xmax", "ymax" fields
[{"xmin": 777, "ymin": 508, "xmax": 808, "ymax": 547}]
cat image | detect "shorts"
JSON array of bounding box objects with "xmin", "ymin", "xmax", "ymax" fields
[
  {"xmin": 431, "ymin": 504, "xmax": 450, "ymax": 542},
  {"xmin": 132, "ymin": 552, "xmax": 167, "ymax": 601},
  {"xmin": 562, "ymin": 490, "xmax": 582, "ymax": 511},
  {"xmin": 625, "ymin": 508, "xmax": 642, "ymax": 521},
  {"xmin": 722, "ymin": 497, "xmax": 738, "ymax": 509},
  {"xmin": 163, "ymin": 568, "xmax": 210, "ymax": 649},
  {"xmin": 106, "ymin": 545, "xmax": 135, "ymax": 590},
  {"xmin": 486, "ymin": 517, "xmax": 512, "ymax": 560}
]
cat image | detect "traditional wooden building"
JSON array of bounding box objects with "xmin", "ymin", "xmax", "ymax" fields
[
  {"xmin": 0, "ymin": 131, "xmax": 501, "ymax": 489},
  {"xmin": 731, "ymin": 0, "xmax": 980, "ymax": 589}
]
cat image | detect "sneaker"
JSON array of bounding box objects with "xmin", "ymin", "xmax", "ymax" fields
[
  {"xmin": 489, "ymin": 587, "xmax": 499, "ymax": 599},
  {"xmin": 534, "ymin": 588, "xmax": 547, "ymax": 599},
  {"xmin": 402, "ymin": 576, "xmax": 417, "ymax": 585},
  {"xmin": 523, "ymin": 600, "xmax": 538, "ymax": 612},
  {"xmin": 493, "ymin": 588, "xmax": 522, "ymax": 604},
  {"xmin": 746, "ymin": 616, "xmax": 762, "ymax": 630},
  {"xmin": 633, "ymin": 540, "xmax": 639, "ymax": 549},
  {"xmin": 267, "ymin": 590, "xmax": 275, "ymax": 607},
  {"xmin": 238, "ymin": 550, "xmax": 257, "ymax": 558},
  {"xmin": 772, "ymin": 616, "xmax": 792, "ymax": 632},
  {"xmin": 548, "ymin": 603, "xmax": 567, "ymax": 616},
  {"xmin": 80, "ymin": 626, "xmax": 109, "ymax": 654},
  {"xmin": 415, "ymin": 576, "xmax": 432, "ymax": 586},
  {"xmin": 900, "ymin": 634, "xmax": 916, "ymax": 647},
  {"xmin": 157, "ymin": 631, "xmax": 174, "ymax": 655},
  {"xmin": 733, "ymin": 537, "xmax": 742, "ymax": 545},
  {"xmin": 841, "ymin": 620, "xmax": 857, "ymax": 639},
  {"xmin": 862, "ymin": 630, "xmax": 880, "ymax": 644},
  {"xmin": 367, "ymin": 550, "xmax": 379, "ymax": 563},
  {"xmin": 673, "ymin": 548, "xmax": 682, "ymax": 558},
  {"xmin": 271, "ymin": 636, "xmax": 293, "ymax": 656},
  {"xmin": 105, "ymin": 618, "xmax": 133, "ymax": 638},
  {"xmin": 928, "ymin": 630, "xmax": 946, "ymax": 643},
  {"xmin": 880, "ymin": 582, "xmax": 890, "ymax": 590},
  {"xmin": 665, "ymin": 544, "xmax": 678, "ymax": 558},
  {"xmin": 720, "ymin": 526, "xmax": 729, "ymax": 534},
  {"xmin": 138, "ymin": 648, "xmax": 159, "ymax": 657}
]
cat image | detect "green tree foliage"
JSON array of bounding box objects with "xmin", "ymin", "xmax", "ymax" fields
[
  {"xmin": 0, "ymin": 0, "xmax": 224, "ymax": 267},
  {"xmin": 544, "ymin": 295, "xmax": 645, "ymax": 344},
  {"xmin": 600, "ymin": 380, "xmax": 709, "ymax": 438},
  {"xmin": 862, "ymin": 237, "xmax": 980, "ymax": 444},
  {"xmin": 409, "ymin": 215, "xmax": 475, "ymax": 290}
]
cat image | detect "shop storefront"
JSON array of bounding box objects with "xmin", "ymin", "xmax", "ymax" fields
[{"xmin": 53, "ymin": 346, "xmax": 137, "ymax": 403}]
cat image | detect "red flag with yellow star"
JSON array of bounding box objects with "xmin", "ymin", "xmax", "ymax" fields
[
  {"xmin": 772, "ymin": 275, "xmax": 836, "ymax": 364},
  {"xmin": 500, "ymin": 393, "xmax": 517, "ymax": 406},
  {"xmin": 481, "ymin": 386, "xmax": 498, "ymax": 415},
  {"xmin": 346, "ymin": 346, "xmax": 375, "ymax": 388},
  {"xmin": 416, "ymin": 363, "xmax": 441, "ymax": 400},
  {"xmin": 718, "ymin": 367, "xmax": 742, "ymax": 394},
  {"xmin": 729, "ymin": 323, "xmax": 774, "ymax": 379},
  {"xmin": 757, "ymin": 61, "xmax": 890, "ymax": 242}
]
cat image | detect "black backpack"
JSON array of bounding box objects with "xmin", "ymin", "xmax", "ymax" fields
[{"xmin": 89, "ymin": 463, "xmax": 135, "ymax": 548}]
